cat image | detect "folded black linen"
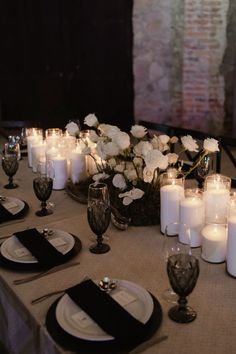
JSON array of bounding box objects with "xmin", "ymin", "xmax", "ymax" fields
[
  {"xmin": 66, "ymin": 279, "xmax": 149, "ymax": 348},
  {"xmin": 0, "ymin": 203, "xmax": 15, "ymax": 223},
  {"xmin": 14, "ymin": 228, "xmax": 65, "ymax": 267}
]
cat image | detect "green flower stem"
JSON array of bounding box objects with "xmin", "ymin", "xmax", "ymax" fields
[{"xmin": 184, "ymin": 151, "xmax": 208, "ymax": 178}]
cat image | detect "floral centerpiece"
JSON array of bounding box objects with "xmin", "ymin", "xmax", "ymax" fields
[{"xmin": 66, "ymin": 115, "xmax": 219, "ymax": 226}]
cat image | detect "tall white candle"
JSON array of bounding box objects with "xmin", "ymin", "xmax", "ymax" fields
[
  {"xmin": 226, "ymin": 199, "xmax": 236, "ymax": 276},
  {"xmin": 31, "ymin": 142, "xmax": 46, "ymax": 172},
  {"xmin": 203, "ymin": 188, "xmax": 230, "ymax": 224},
  {"xmin": 179, "ymin": 196, "xmax": 205, "ymax": 247},
  {"xmin": 227, "ymin": 215, "xmax": 236, "ymax": 276},
  {"xmin": 51, "ymin": 155, "xmax": 68, "ymax": 190},
  {"xmin": 160, "ymin": 184, "xmax": 184, "ymax": 234},
  {"xmin": 46, "ymin": 146, "xmax": 59, "ymax": 162},
  {"xmin": 70, "ymin": 149, "xmax": 87, "ymax": 184},
  {"xmin": 201, "ymin": 224, "xmax": 227, "ymax": 263},
  {"xmin": 27, "ymin": 135, "xmax": 43, "ymax": 167}
]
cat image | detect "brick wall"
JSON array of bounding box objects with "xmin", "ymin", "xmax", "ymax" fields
[{"xmin": 133, "ymin": 0, "xmax": 234, "ymax": 130}]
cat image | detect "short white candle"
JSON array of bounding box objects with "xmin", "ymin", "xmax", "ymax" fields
[
  {"xmin": 160, "ymin": 184, "xmax": 184, "ymax": 234},
  {"xmin": 201, "ymin": 224, "xmax": 227, "ymax": 263},
  {"xmin": 226, "ymin": 204, "xmax": 236, "ymax": 276},
  {"xmin": 51, "ymin": 155, "xmax": 68, "ymax": 190},
  {"xmin": 179, "ymin": 197, "xmax": 205, "ymax": 247}
]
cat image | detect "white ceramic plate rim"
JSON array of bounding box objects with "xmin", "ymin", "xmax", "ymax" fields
[
  {"xmin": 55, "ymin": 279, "xmax": 154, "ymax": 342},
  {"xmin": 1, "ymin": 197, "xmax": 25, "ymax": 215},
  {"xmin": 0, "ymin": 229, "xmax": 75, "ymax": 264}
]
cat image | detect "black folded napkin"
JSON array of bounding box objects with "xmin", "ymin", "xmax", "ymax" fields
[
  {"xmin": 0, "ymin": 203, "xmax": 15, "ymax": 223},
  {"xmin": 14, "ymin": 228, "xmax": 65, "ymax": 267},
  {"xmin": 66, "ymin": 279, "xmax": 148, "ymax": 348}
]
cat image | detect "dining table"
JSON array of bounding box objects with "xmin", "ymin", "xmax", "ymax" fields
[{"xmin": 0, "ymin": 155, "xmax": 236, "ymax": 354}]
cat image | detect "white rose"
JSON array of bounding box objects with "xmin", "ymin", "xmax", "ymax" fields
[
  {"xmin": 130, "ymin": 125, "xmax": 147, "ymax": 138},
  {"xmin": 92, "ymin": 173, "xmax": 109, "ymax": 182},
  {"xmin": 107, "ymin": 158, "xmax": 116, "ymax": 168},
  {"xmin": 157, "ymin": 153, "xmax": 169, "ymax": 170},
  {"xmin": 143, "ymin": 167, "xmax": 154, "ymax": 183},
  {"xmin": 65, "ymin": 122, "xmax": 79, "ymax": 136},
  {"xmin": 167, "ymin": 153, "xmax": 179, "ymax": 165},
  {"xmin": 170, "ymin": 136, "xmax": 178, "ymax": 144},
  {"xmin": 122, "ymin": 196, "xmax": 133, "ymax": 206},
  {"xmin": 134, "ymin": 141, "xmax": 153, "ymax": 157},
  {"xmin": 112, "ymin": 173, "xmax": 126, "ymax": 189},
  {"xmin": 119, "ymin": 188, "xmax": 144, "ymax": 205},
  {"xmin": 130, "ymin": 188, "xmax": 145, "ymax": 200},
  {"xmin": 203, "ymin": 138, "xmax": 219, "ymax": 153},
  {"xmin": 114, "ymin": 163, "xmax": 125, "ymax": 173},
  {"xmin": 159, "ymin": 134, "xmax": 170, "ymax": 145},
  {"xmin": 181, "ymin": 135, "xmax": 199, "ymax": 152},
  {"xmin": 98, "ymin": 124, "xmax": 120, "ymax": 138},
  {"xmin": 104, "ymin": 142, "xmax": 120, "ymax": 157},
  {"xmin": 113, "ymin": 131, "xmax": 130, "ymax": 150},
  {"xmin": 144, "ymin": 150, "xmax": 168, "ymax": 170},
  {"xmin": 84, "ymin": 113, "xmax": 98, "ymax": 127},
  {"xmin": 89, "ymin": 130, "xmax": 99, "ymax": 143},
  {"xmin": 96, "ymin": 141, "xmax": 107, "ymax": 160}
]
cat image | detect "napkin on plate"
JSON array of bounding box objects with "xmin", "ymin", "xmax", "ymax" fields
[
  {"xmin": 0, "ymin": 203, "xmax": 15, "ymax": 223},
  {"xmin": 66, "ymin": 279, "xmax": 149, "ymax": 348},
  {"xmin": 14, "ymin": 228, "xmax": 66, "ymax": 267}
]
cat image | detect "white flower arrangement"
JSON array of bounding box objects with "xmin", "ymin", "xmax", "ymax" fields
[{"xmin": 69, "ymin": 114, "xmax": 219, "ymax": 210}]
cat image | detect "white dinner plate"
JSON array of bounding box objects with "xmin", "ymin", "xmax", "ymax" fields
[
  {"xmin": 56, "ymin": 279, "xmax": 154, "ymax": 341},
  {"xmin": 0, "ymin": 229, "xmax": 75, "ymax": 264},
  {"xmin": 1, "ymin": 197, "xmax": 25, "ymax": 215}
]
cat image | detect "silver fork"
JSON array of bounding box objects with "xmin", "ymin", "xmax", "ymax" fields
[
  {"xmin": 13, "ymin": 261, "xmax": 80, "ymax": 285},
  {"xmin": 31, "ymin": 276, "xmax": 89, "ymax": 304}
]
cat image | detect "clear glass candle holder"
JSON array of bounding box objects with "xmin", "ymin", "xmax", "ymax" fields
[
  {"xmin": 203, "ymin": 174, "xmax": 231, "ymax": 224},
  {"xmin": 179, "ymin": 188, "xmax": 204, "ymax": 247},
  {"xmin": 160, "ymin": 171, "xmax": 185, "ymax": 235}
]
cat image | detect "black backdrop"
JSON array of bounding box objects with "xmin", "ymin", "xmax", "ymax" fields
[{"xmin": 0, "ymin": 0, "xmax": 134, "ymax": 131}]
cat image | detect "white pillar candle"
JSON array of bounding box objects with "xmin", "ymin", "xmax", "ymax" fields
[
  {"xmin": 226, "ymin": 199, "xmax": 236, "ymax": 276},
  {"xmin": 70, "ymin": 150, "xmax": 87, "ymax": 184},
  {"xmin": 227, "ymin": 215, "xmax": 236, "ymax": 276},
  {"xmin": 51, "ymin": 155, "xmax": 68, "ymax": 190},
  {"xmin": 160, "ymin": 184, "xmax": 184, "ymax": 234},
  {"xmin": 203, "ymin": 188, "xmax": 230, "ymax": 224},
  {"xmin": 179, "ymin": 197, "xmax": 205, "ymax": 247},
  {"xmin": 46, "ymin": 146, "xmax": 59, "ymax": 162},
  {"xmin": 27, "ymin": 135, "xmax": 43, "ymax": 167},
  {"xmin": 31, "ymin": 142, "xmax": 46, "ymax": 172},
  {"xmin": 201, "ymin": 224, "xmax": 227, "ymax": 263}
]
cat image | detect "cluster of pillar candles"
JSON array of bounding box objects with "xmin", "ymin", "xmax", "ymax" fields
[
  {"xmin": 160, "ymin": 171, "xmax": 236, "ymax": 277},
  {"xmin": 26, "ymin": 127, "xmax": 91, "ymax": 190}
]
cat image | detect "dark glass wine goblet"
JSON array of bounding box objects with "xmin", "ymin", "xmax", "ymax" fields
[
  {"xmin": 87, "ymin": 182, "xmax": 111, "ymax": 254},
  {"xmin": 167, "ymin": 253, "xmax": 199, "ymax": 323},
  {"xmin": 33, "ymin": 175, "xmax": 53, "ymax": 216},
  {"xmin": 2, "ymin": 154, "xmax": 19, "ymax": 189}
]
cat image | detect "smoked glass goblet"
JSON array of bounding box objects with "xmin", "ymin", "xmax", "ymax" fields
[
  {"xmin": 87, "ymin": 182, "xmax": 111, "ymax": 254},
  {"xmin": 33, "ymin": 162, "xmax": 54, "ymax": 217},
  {"xmin": 162, "ymin": 222, "xmax": 191, "ymax": 304},
  {"xmin": 167, "ymin": 253, "xmax": 199, "ymax": 323},
  {"xmin": 2, "ymin": 154, "xmax": 19, "ymax": 189}
]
